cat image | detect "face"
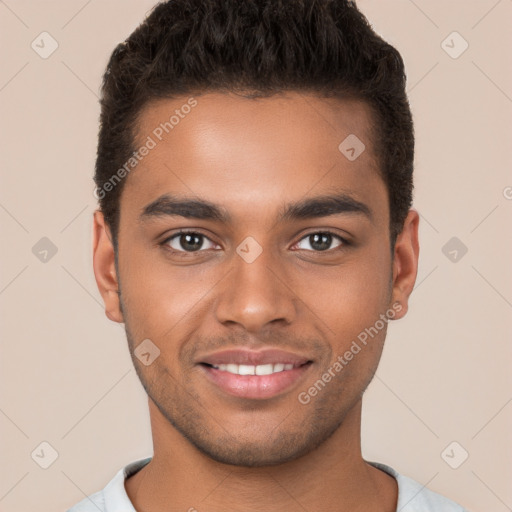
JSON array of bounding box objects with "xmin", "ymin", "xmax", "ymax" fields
[{"xmin": 93, "ymin": 91, "xmax": 418, "ymax": 467}]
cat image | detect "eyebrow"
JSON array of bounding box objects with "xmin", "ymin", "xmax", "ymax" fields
[{"xmin": 140, "ymin": 193, "xmax": 372, "ymax": 224}]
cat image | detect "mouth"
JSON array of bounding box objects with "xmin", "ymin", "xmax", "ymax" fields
[
  {"xmin": 198, "ymin": 349, "xmax": 314, "ymax": 400},
  {"xmin": 203, "ymin": 362, "xmax": 305, "ymax": 375}
]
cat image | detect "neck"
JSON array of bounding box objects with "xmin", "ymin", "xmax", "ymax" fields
[{"xmin": 125, "ymin": 398, "xmax": 397, "ymax": 512}]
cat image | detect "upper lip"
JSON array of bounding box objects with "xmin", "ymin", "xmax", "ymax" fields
[{"xmin": 198, "ymin": 348, "xmax": 311, "ymax": 366}]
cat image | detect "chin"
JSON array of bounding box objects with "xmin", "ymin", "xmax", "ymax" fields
[{"xmin": 190, "ymin": 434, "xmax": 314, "ymax": 467}]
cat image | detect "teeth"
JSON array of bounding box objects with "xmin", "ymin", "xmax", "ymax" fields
[
  {"xmin": 238, "ymin": 364, "xmax": 255, "ymax": 375},
  {"xmin": 214, "ymin": 363, "xmax": 297, "ymax": 375},
  {"xmin": 226, "ymin": 364, "xmax": 238, "ymax": 374},
  {"xmin": 255, "ymin": 364, "xmax": 273, "ymax": 375}
]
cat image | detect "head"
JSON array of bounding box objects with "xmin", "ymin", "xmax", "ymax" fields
[{"xmin": 93, "ymin": 0, "xmax": 419, "ymax": 467}]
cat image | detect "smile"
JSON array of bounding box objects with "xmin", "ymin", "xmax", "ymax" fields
[
  {"xmin": 207, "ymin": 362, "xmax": 302, "ymax": 376},
  {"xmin": 198, "ymin": 348, "xmax": 313, "ymax": 399}
]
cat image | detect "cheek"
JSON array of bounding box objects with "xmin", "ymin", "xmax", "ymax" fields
[
  {"xmin": 118, "ymin": 246, "xmax": 218, "ymax": 339},
  {"xmin": 309, "ymin": 254, "xmax": 390, "ymax": 329},
  {"xmin": 305, "ymin": 245, "xmax": 392, "ymax": 363},
  {"xmin": 313, "ymin": 271, "xmax": 391, "ymax": 393}
]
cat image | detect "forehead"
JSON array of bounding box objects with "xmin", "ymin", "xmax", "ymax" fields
[{"xmin": 123, "ymin": 91, "xmax": 386, "ymax": 221}]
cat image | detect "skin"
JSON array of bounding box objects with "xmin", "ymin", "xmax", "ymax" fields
[{"xmin": 93, "ymin": 91, "xmax": 419, "ymax": 512}]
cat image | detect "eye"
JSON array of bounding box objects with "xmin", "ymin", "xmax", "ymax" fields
[
  {"xmin": 294, "ymin": 231, "xmax": 347, "ymax": 252},
  {"xmin": 160, "ymin": 230, "xmax": 349, "ymax": 254},
  {"xmin": 162, "ymin": 231, "xmax": 218, "ymax": 253}
]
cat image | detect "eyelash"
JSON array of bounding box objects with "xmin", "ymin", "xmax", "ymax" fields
[{"xmin": 159, "ymin": 229, "xmax": 350, "ymax": 255}]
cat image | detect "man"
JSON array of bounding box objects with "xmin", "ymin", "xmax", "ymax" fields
[{"xmin": 68, "ymin": 0, "xmax": 468, "ymax": 510}]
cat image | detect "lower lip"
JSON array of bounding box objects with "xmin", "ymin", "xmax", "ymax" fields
[{"xmin": 200, "ymin": 363, "xmax": 312, "ymax": 400}]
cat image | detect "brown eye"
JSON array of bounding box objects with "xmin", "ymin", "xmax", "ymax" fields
[
  {"xmin": 295, "ymin": 232, "xmax": 345, "ymax": 252},
  {"xmin": 163, "ymin": 232, "xmax": 217, "ymax": 252}
]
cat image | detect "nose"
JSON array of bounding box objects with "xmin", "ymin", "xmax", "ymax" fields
[{"xmin": 214, "ymin": 245, "xmax": 297, "ymax": 333}]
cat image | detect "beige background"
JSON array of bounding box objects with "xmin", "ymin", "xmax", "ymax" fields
[{"xmin": 1, "ymin": 1, "xmax": 511, "ymax": 511}]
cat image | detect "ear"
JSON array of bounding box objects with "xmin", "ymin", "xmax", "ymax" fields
[
  {"xmin": 389, "ymin": 208, "xmax": 420, "ymax": 320},
  {"xmin": 92, "ymin": 210, "xmax": 124, "ymax": 323}
]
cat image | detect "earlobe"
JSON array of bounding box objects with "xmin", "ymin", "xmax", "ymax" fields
[
  {"xmin": 390, "ymin": 209, "xmax": 420, "ymax": 320},
  {"xmin": 92, "ymin": 210, "xmax": 124, "ymax": 323}
]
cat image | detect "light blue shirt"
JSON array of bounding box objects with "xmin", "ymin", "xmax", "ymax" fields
[{"xmin": 67, "ymin": 457, "xmax": 468, "ymax": 511}]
